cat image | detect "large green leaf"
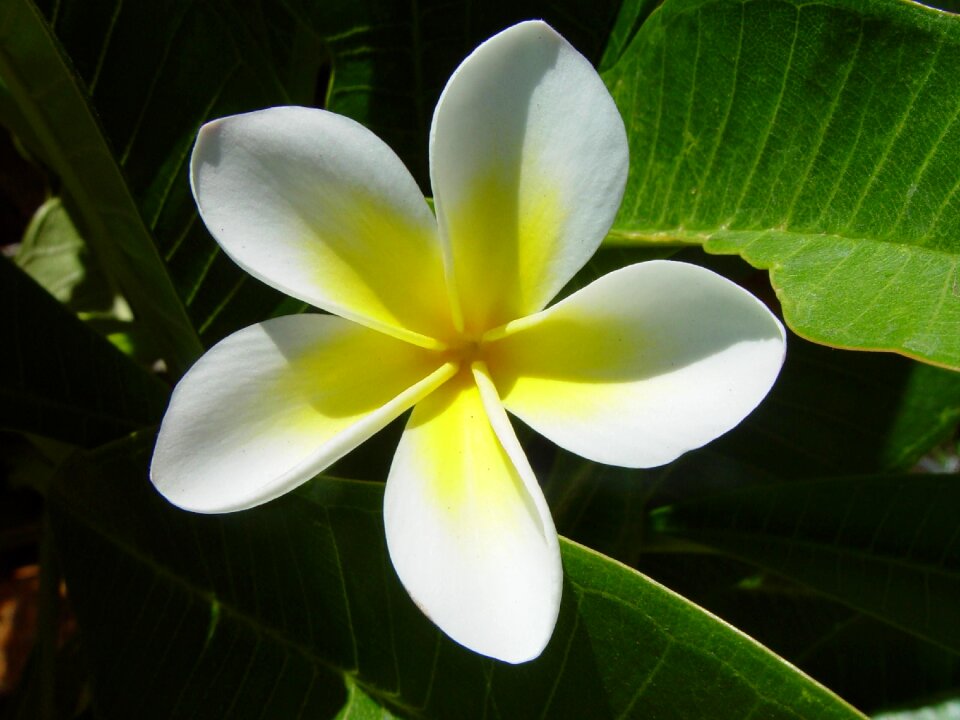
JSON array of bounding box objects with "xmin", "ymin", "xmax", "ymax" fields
[
  {"xmin": 651, "ymin": 475, "xmax": 960, "ymax": 654},
  {"xmin": 51, "ymin": 434, "xmax": 863, "ymax": 719},
  {"xmin": 0, "ymin": 257, "xmax": 168, "ymax": 447},
  {"xmin": 603, "ymin": 0, "xmax": 960, "ymax": 369},
  {"xmin": 0, "ymin": 0, "xmax": 202, "ymax": 374}
]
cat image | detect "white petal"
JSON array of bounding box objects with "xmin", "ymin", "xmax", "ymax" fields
[
  {"xmin": 151, "ymin": 315, "xmax": 455, "ymax": 513},
  {"xmin": 487, "ymin": 261, "xmax": 786, "ymax": 467},
  {"xmin": 191, "ymin": 107, "xmax": 453, "ymax": 347},
  {"xmin": 430, "ymin": 21, "xmax": 628, "ymax": 334},
  {"xmin": 384, "ymin": 369, "xmax": 561, "ymax": 663}
]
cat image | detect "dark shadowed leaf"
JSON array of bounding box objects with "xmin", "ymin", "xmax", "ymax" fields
[
  {"xmin": 630, "ymin": 552, "xmax": 960, "ymax": 715},
  {"xmin": 0, "ymin": 0, "xmax": 202, "ymax": 373},
  {"xmin": 0, "ymin": 257, "xmax": 168, "ymax": 447},
  {"xmin": 651, "ymin": 474, "xmax": 960, "ymax": 654},
  {"xmin": 50, "ymin": 434, "xmax": 864, "ymax": 719}
]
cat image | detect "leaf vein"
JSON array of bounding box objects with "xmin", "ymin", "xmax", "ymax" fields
[
  {"xmin": 119, "ymin": 3, "xmax": 191, "ymax": 165},
  {"xmin": 689, "ymin": 1, "xmax": 744, "ymax": 221},
  {"xmin": 782, "ymin": 17, "xmax": 864, "ymax": 226},
  {"xmin": 88, "ymin": 0, "xmax": 124, "ymax": 94},
  {"xmin": 730, "ymin": 4, "xmax": 801, "ymax": 220},
  {"xmin": 844, "ymin": 39, "xmax": 945, "ymax": 232}
]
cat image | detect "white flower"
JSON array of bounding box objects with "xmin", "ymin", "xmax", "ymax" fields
[{"xmin": 151, "ymin": 21, "xmax": 785, "ymax": 664}]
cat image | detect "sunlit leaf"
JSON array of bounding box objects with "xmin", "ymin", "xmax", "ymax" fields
[
  {"xmin": 16, "ymin": 198, "xmax": 113, "ymax": 311},
  {"xmin": 604, "ymin": 0, "xmax": 960, "ymax": 369},
  {"xmin": 13, "ymin": 196, "xmax": 156, "ymax": 357},
  {"xmin": 336, "ymin": 680, "xmax": 404, "ymax": 720}
]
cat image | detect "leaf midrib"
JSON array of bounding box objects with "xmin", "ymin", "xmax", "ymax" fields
[{"xmin": 605, "ymin": 225, "xmax": 960, "ymax": 260}]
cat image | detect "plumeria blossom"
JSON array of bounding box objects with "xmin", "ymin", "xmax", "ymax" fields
[{"xmin": 151, "ymin": 21, "xmax": 786, "ymax": 664}]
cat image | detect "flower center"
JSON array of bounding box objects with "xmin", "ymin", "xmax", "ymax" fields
[{"xmin": 444, "ymin": 335, "xmax": 486, "ymax": 368}]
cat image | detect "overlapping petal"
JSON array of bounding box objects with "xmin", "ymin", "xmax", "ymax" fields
[
  {"xmin": 486, "ymin": 262, "xmax": 786, "ymax": 468},
  {"xmin": 151, "ymin": 315, "xmax": 455, "ymax": 513},
  {"xmin": 430, "ymin": 21, "xmax": 629, "ymax": 335},
  {"xmin": 384, "ymin": 368, "xmax": 561, "ymax": 663},
  {"xmin": 191, "ymin": 107, "xmax": 453, "ymax": 347}
]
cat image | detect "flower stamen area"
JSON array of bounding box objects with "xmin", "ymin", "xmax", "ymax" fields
[
  {"xmin": 436, "ymin": 327, "xmax": 515, "ymax": 382},
  {"xmin": 442, "ymin": 335, "xmax": 483, "ymax": 366}
]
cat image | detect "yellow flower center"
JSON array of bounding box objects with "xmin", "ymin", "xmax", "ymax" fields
[{"xmin": 441, "ymin": 334, "xmax": 488, "ymax": 370}]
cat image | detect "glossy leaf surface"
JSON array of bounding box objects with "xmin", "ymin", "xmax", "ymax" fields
[{"xmin": 604, "ymin": 0, "xmax": 960, "ymax": 369}]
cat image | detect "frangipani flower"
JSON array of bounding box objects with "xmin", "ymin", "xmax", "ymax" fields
[{"xmin": 151, "ymin": 21, "xmax": 785, "ymax": 664}]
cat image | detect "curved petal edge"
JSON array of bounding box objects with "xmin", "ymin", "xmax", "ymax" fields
[
  {"xmin": 384, "ymin": 370, "xmax": 561, "ymax": 663},
  {"xmin": 489, "ymin": 261, "xmax": 786, "ymax": 468},
  {"xmin": 430, "ymin": 20, "xmax": 629, "ymax": 334},
  {"xmin": 151, "ymin": 315, "xmax": 454, "ymax": 513}
]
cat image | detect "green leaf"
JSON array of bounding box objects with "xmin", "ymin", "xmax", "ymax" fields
[
  {"xmin": 884, "ymin": 362, "xmax": 960, "ymax": 469},
  {"xmin": 0, "ymin": 0, "xmax": 202, "ymax": 374},
  {"xmin": 13, "ymin": 197, "xmax": 156, "ymax": 357},
  {"xmin": 598, "ymin": 0, "xmax": 664, "ymax": 72},
  {"xmin": 336, "ymin": 679, "xmax": 404, "ymax": 720},
  {"xmin": 16, "ymin": 198, "xmax": 114, "ymax": 311},
  {"xmin": 51, "ymin": 434, "xmax": 863, "ymax": 719},
  {"xmin": 651, "ymin": 475, "xmax": 960, "ymax": 654},
  {"xmin": 603, "ymin": 0, "xmax": 960, "ymax": 369},
  {"xmin": 0, "ymin": 432, "xmax": 73, "ymax": 497},
  {"xmin": 0, "ymin": 256, "xmax": 168, "ymax": 447}
]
